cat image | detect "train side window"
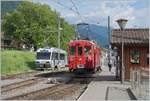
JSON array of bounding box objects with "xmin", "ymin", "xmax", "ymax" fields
[
  {"xmin": 84, "ymin": 46, "xmax": 91, "ymax": 56},
  {"xmin": 78, "ymin": 46, "xmax": 82, "ymax": 56},
  {"xmin": 70, "ymin": 46, "xmax": 76, "ymax": 55},
  {"xmin": 37, "ymin": 52, "xmax": 50, "ymax": 59},
  {"xmin": 60, "ymin": 54, "xmax": 65, "ymax": 60},
  {"xmin": 52, "ymin": 52, "xmax": 58, "ymax": 60}
]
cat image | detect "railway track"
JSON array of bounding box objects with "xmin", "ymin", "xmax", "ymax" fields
[
  {"xmin": 1, "ymin": 69, "xmax": 68, "ymax": 80},
  {"xmin": 3, "ymin": 76, "xmax": 92, "ymax": 100},
  {"xmin": 1, "ymin": 78, "xmax": 43, "ymax": 94},
  {"xmin": 1, "ymin": 71, "xmax": 70, "ymax": 93},
  {"xmin": 1, "ymin": 71, "xmax": 39, "ymax": 80}
]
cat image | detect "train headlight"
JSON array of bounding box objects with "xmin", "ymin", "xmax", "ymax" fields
[
  {"xmin": 36, "ymin": 61, "xmax": 39, "ymax": 64},
  {"xmin": 46, "ymin": 61, "xmax": 49, "ymax": 63}
]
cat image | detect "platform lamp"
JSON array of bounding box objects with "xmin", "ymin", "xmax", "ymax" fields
[{"xmin": 116, "ymin": 19, "xmax": 128, "ymax": 84}]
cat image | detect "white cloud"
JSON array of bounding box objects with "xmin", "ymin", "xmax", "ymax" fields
[
  {"xmin": 61, "ymin": 12, "xmax": 76, "ymax": 17},
  {"xmin": 34, "ymin": 0, "xmax": 149, "ymax": 28},
  {"xmin": 77, "ymin": 0, "xmax": 148, "ymax": 28}
]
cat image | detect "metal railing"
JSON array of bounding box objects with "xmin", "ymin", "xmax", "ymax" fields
[{"xmin": 130, "ymin": 67, "xmax": 149, "ymax": 100}]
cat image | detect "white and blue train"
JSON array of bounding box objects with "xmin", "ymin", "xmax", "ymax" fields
[{"xmin": 35, "ymin": 47, "xmax": 67, "ymax": 70}]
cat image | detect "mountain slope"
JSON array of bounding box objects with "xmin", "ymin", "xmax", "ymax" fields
[{"xmin": 77, "ymin": 24, "xmax": 109, "ymax": 47}]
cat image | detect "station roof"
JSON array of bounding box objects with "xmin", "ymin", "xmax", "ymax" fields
[{"xmin": 111, "ymin": 28, "xmax": 149, "ymax": 45}]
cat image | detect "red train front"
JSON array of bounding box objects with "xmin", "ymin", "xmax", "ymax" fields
[{"xmin": 68, "ymin": 40, "xmax": 101, "ymax": 72}]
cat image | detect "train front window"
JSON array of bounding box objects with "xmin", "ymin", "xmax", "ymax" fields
[
  {"xmin": 60, "ymin": 53, "xmax": 65, "ymax": 60},
  {"xmin": 84, "ymin": 46, "xmax": 91, "ymax": 56},
  {"xmin": 52, "ymin": 52, "xmax": 58, "ymax": 60},
  {"xmin": 37, "ymin": 52, "xmax": 51, "ymax": 59},
  {"xmin": 78, "ymin": 46, "xmax": 82, "ymax": 56},
  {"xmin": 70, "ymin": 46, "xmax": 76, "ymax": 55}
]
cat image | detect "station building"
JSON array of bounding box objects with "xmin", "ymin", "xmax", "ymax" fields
[{"xmin": 111, "ymin": 28, "xmax": 149, "ymax": 80}]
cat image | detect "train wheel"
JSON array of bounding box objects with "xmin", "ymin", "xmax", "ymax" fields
[
  {"xmin": 69, "ymin": 69, "xmax": 72, "ymax": 72},
  {"xmin": 97, "ymin": 66, "xmax": 102, "ymax": 72},
  {"xmin": 54, "ymin": 66, "xmax": 58, "ymax": 71},
  {"xmin": 97, "ymin": 67, "xmax": 100, "ymax": 71}
]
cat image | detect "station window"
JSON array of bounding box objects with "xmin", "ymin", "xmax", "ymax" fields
[{"xmin": 130, "ymin": 50, "xmax": 140, "ymax": 64}]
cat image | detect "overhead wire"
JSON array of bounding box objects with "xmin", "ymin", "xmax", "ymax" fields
[
  {"xmin": 69, "ymin": 0, "xmax": 84, "ymax": 22},
  {"xmin": 52, "ymin": 0, "xmax": 93, "ymax": 40},
  {"xmin": 52, "ymin": 0, "xmax": 77, "ymax": 14}
]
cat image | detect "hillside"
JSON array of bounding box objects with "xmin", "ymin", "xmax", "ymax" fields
[
  {"xmin": 1, "ymin": 1, "xmax": 22, "ymax": 19},
  {"xmin": 1, "ymin": 50, "xmax": 36, "ymax": 76},
  {"xmin": 77, "ymin": 24, "xmax": 109, "ymax": 47}
]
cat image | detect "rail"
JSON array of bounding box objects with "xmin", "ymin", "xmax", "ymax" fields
[{"xmin": 130, "ymin": 67, "xmax": 149, "ymax": 100}]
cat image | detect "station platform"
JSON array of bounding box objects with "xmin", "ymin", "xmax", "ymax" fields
[{"xmin": 78, "ymin": 66, "xmax": 133, "ymax": 100}]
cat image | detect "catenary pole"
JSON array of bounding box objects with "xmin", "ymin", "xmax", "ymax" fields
[{"xmin": 58, "ymin": 14, "xmax": 61, "ymax": 67}]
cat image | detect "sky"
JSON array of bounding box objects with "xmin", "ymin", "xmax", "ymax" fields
[{"xmin": 33, "ymin": 0, "xmax": 149, "ymax": 28}]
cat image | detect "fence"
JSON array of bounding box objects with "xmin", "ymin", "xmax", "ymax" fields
[{"xmin": 130, "ymin": 67, "xmax": 149, "ymax": 100}]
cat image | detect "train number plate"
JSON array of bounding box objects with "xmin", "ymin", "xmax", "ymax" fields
[{"xmin": 77, "ymin": 64, "xmax": 84, "ymax": 68}]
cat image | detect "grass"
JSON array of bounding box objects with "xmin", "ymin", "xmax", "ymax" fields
[{"xmin": 1, "ymin": 50, "xmax": 36, "ymax": 76}]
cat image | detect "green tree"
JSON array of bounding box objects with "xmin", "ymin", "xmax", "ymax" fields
[{"xmin": 2, "ymin": 1, "xmax": 75, "ymax": 50}]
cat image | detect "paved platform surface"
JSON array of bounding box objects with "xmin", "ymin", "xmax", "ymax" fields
[{"xmin": 78, "ymin": 66, "xmax": 133, "ymax": 100}]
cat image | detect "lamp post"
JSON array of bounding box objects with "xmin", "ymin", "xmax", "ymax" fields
[{"xmin": 116, "ymin": 19, "xmax": 128, "ymax": 84}]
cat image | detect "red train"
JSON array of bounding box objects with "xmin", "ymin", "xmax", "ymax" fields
[{"xmin": 68, "ymin": 40, "xmax": 101, "ymax": 73}]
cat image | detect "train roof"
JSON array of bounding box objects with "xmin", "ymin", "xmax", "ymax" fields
[
  {"xmin": 36, "ymin": 47, "xmax": 67, "ymax": 54},
  {"xmin": 69, "ymin": 40, "xmax": 99, "ymax": 47}
]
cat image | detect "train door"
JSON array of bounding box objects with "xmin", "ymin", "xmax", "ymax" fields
[
  {"xmin": 76, "ymin": 46, "xmax": 86, "ymax": 68},
  {"xmin": 84, "ymin": 45, "xmax": 93, "ymax": 68},
  {"xmin": 60, "ymin": 53, "xmax": 66, "ymax": 67},
  {"xmin": 52, "ymin": 52, "xmax": 59, "ymax": 67},
  {"xmin": 65, "ymin": 53, "xmax": 68, "ymax": 66}
]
